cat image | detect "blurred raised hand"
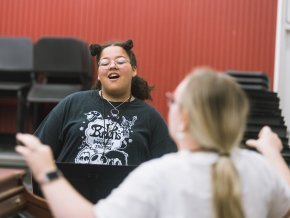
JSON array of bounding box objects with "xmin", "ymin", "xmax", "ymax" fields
[
  {"xmin": 15, "ymin": 133, "xmax": 57, "ymax": 183},
  {"xmin": 246, "ymin": 126, "xmax": 283, "ymax": 158},
  {"xmin": 246, "ymin": 126, "xmax": 290, "ymax": 186}
]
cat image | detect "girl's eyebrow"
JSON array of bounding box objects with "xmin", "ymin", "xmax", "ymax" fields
[{"xmin": 100, "ymin": 55, "xmax": 126, "ymax": 60}]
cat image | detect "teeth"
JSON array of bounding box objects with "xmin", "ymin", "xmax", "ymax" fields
[{"xmin": 108, "ymin": 73, "xmax": 119, "ymax": 79}]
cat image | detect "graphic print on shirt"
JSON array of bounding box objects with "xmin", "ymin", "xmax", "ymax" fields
[{"xmin": 75, "ymin": 111, "xmax": 137, "ymax": 165}]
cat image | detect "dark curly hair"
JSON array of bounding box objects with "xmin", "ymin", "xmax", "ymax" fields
[{"xmin": 90, "ymin": 39, "xmax": 154, "ymax": 100}]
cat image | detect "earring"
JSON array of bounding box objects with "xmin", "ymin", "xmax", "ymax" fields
[{"xmin": 176, "ymin": 130, "xmax": 185, "ymax": 140}]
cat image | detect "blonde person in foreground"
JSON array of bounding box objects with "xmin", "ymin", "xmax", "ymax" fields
[{"xmin": 16, "ymin": 67, "xmax": 290, "ymax": 218}]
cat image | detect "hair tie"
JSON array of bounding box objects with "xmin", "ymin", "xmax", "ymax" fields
[
  {"xmin": 123, "ymin": 39, "xmax": 133, "ymax": 50},
  {"xmin": 219, "ymin": 152, "xmax": 230, "ymax": 157}
]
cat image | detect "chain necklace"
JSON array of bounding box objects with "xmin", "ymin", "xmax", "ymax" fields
[
  {"xmin": 100, "ymin": 90, "xmax": 131, "ymax": 119},
  {"xmin": 99, "ymin": 90, "xmax": 131, "ymax": 164}
]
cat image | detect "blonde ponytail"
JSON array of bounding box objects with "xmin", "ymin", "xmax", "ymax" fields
[{"xmin": 212, "ymin": 156, "xmax": 245, "ymax": 218}]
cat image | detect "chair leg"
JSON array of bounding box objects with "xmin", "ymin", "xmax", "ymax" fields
[
  {"xmin": 17, "ymin": 90, "xmax": 25, "ymax": 133},
  {"xmin": 32, "ymin": 103, "xmax": 40, "ymax": 131}
]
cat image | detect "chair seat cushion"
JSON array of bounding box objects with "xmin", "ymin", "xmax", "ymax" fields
[
  {"xmin": 27, "ymin": 84, "xmax": 82, "ymax": 103},
  {"xmin": 0, "ymin": 82, "xmax": 31, "ymax": 91}
]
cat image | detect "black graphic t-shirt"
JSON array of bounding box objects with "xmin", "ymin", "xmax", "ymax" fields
[{"xmin": 35, "ymin": 90, "xmax": 177, "ymax": 165}]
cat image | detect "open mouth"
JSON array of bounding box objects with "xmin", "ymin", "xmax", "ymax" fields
[{"xmin": 108, "ymin": 73, "xmax": 120, "ymax": 80}]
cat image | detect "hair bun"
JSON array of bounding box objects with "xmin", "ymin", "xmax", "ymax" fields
[
  {"xmin": 124, "ymin": 39, "xmax": 133, "ymax": 50},
  {"xmin": 89, "ymin": 44, "xmax": 102, "ymax": 56}
]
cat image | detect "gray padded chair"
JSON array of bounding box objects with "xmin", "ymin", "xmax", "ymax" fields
[{"xmin": 0, "ymin": 37, "xmax": 33, "ymax": 132}]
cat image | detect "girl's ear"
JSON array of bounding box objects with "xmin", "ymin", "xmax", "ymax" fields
[
  {"xmin": 180, "ymin": 108, "xmax": 190, "ymax": 132},
  {"xmin": 132, "ymin": 68, "xmax": 137, "ymax": 77}
]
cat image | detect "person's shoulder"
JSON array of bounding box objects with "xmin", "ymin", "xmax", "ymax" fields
[
  {"xmin": 132, "ymin": 98, "xmax": 151, "ymax": 107},
  {"xmin": 234, "ymin": 148, "xmax": 278, "ymax": 172},
  {"xmin": 235, "ymin": 148, "xmax": 264, "ymax": 161},
  {"xmin": 67, "ymin": 89, "xmax": 97, "ymax": 98},
  {"xmin": 131, "ymin": 151, "xmax": 198, "ymax": 182},
  {"xmin": 136, "ymin": 152, "xmax": 179, "ymax": 173},
  {"xmin": 52, "ymin": 90, "xmax": 99, "ymax": 110},
  {"xmin": 132, "ymin": 99, "xmax": 162, "ymax": 115},
  {"xmin": 236, "ymin": 148, "xmax": 264, "ymax": 159},
  {"xmin": 61, "ymin": 90, "xmax": 98, "ymax": 102}
]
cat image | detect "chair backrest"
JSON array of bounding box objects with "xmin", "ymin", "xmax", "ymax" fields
[
  {"xmin": 33, "ymin": 37, "xmax": 92, "ymax": 87},
  {"xmin": 80, "ymin": 40, "xmax": 94, "ymax": 89},
  {"xmin": 226, "ymin": 70, "xmax": 270, "ymax": 90},
  {"xmin": 0, "ymin": 37, "xmax": 33, "ymax": 82}
]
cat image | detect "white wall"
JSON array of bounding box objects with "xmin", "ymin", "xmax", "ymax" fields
[{"xmin": 274, "ymin": 0, "xmax": 290, "ymax": 137}]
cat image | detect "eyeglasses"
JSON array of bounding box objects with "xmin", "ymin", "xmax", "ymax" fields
[
  {"xmin": 98, "ymin": 57, "xmax": 130, "ymax": 69},
  {"xmin": 166, "ymin": 92, "xmax": 176, "ymax": 107}
]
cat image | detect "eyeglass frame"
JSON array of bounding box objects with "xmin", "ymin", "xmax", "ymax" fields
[
  {"xmin": 166, "ymin": 92, "xmax": 176, "ymax": 107},
  {"xmin": 98, "ymin": 56, "xmax": 131, "ymax": 69}
]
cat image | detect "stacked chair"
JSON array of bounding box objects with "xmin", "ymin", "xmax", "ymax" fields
[
  {"xmin": 0, "ymin": 37, "xmax": 33, "ymax": 132},
  {"xmin": 27, "ymin": 37, "xmax": 93, "ymax": 129},
  {"xmin": 226, "ymin": 71, "xmax": 290, "ymax": 164}
]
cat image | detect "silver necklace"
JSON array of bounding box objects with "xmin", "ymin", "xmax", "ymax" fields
[{"xmin": 100, "ymin": 90, "xmax": 131, "ymax": 118}]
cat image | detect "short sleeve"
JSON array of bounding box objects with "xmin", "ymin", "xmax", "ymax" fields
[
  {"xmin": 34, "ymin": 102, "xmax": 65, "ymax": 158},
  {"xmin": 149, "ymin": 109, "xmax": 177, "ymax": 158},
  {"xmin": 94, "ymin": 162, "xmax": 161, "ymax": 218},
  {"xmin": 267, "ymin": 169, "xmax": 290, "ymax": 218}
]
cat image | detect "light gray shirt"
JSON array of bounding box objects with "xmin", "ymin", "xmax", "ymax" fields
[{"xmin": 94, "ymin": 148, "xmax": 290, "ymax": 218}]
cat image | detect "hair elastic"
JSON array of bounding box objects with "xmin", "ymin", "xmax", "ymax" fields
[{"xmin": 219, "ymin": 152, "xmax": 230, "ymax": 157}]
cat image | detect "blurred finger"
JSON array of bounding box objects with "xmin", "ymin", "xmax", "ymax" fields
[
  {"xmin": 259, "ymin": 126, "xmax": 272, "ymax": 137},
  {"xmin": 15, "ymin": 145, "xmax": 30, "ymax": 156},
  {"xmin": 245, "ymin": 139, "xmax": 258, "ymax": 148},
  {"xmin": 16, "ymin": 133, "xmax": 42, "ymax": 150}
]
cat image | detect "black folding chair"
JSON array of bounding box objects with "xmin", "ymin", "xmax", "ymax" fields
[
  {"xmin": 0, "ymin": 37, "xmax": 33, "ymax": 132},
  {"xmin": 226, "ymin": 70, "xmax": 290, "ymax": 163},
  {"xmin": 226, "ymin": 70, "xmax": 270, "ymax": 90},
  {"xmin": 27, "ymin": 37, "xmax": 93, "ymax": 129}
]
